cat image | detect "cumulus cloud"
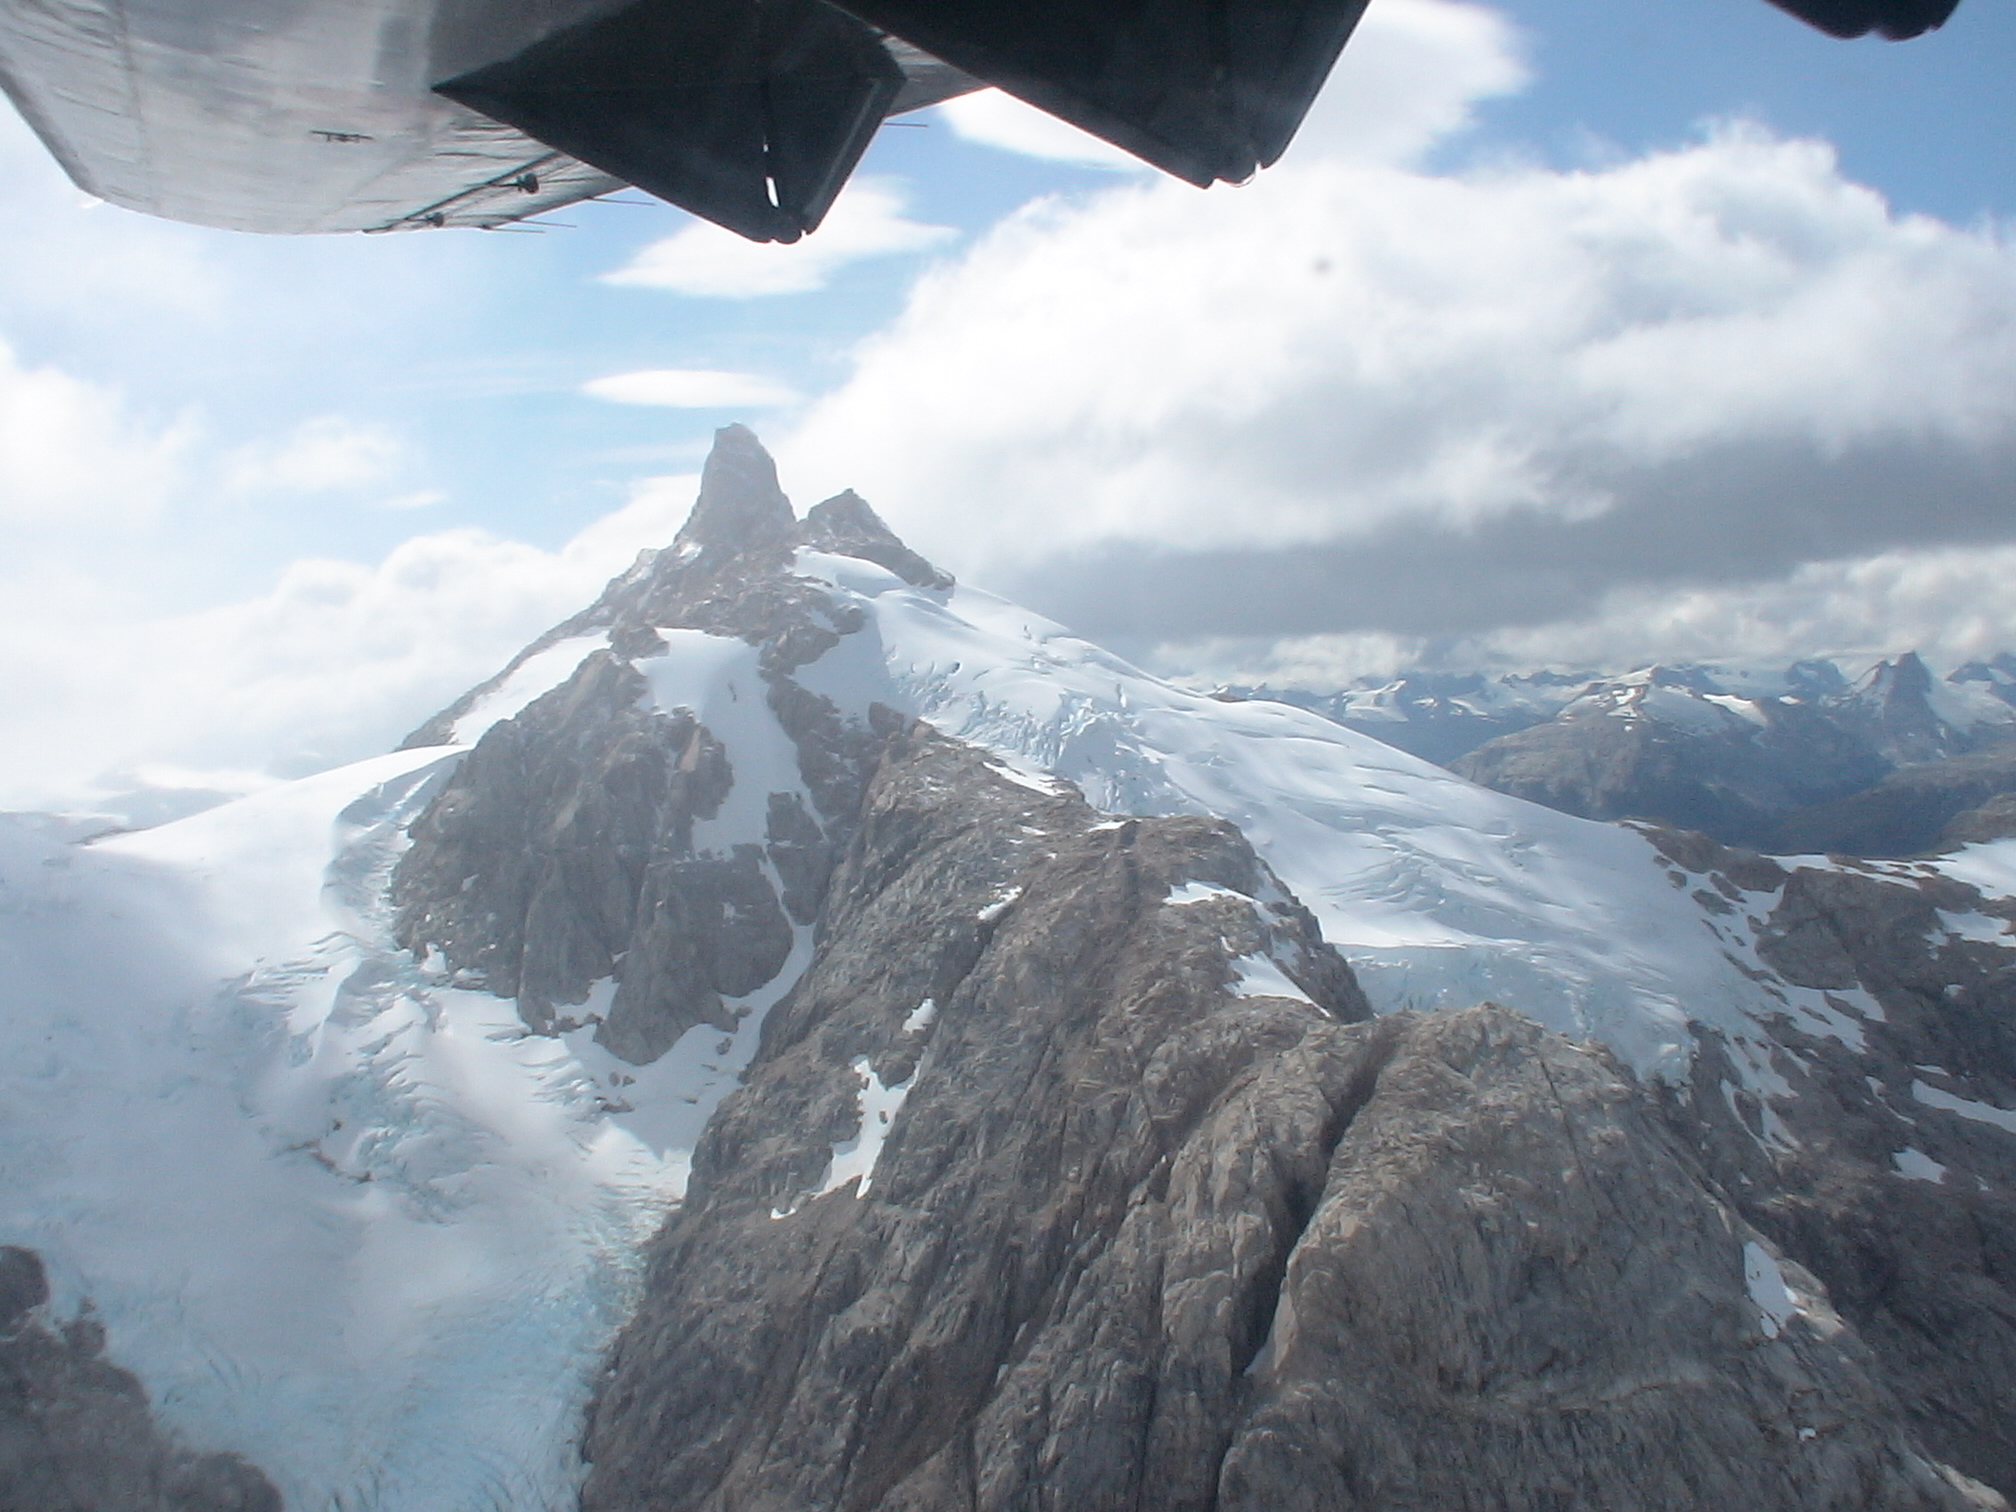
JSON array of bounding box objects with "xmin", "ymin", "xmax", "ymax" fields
[
  {"xmin": 1153, "ymin": 538, "xmax": 2016, "ymax": 690},
  {"xmin": 223, "ymin": 415, "xmax": 404, "ymax": 494},
  {"xmin": 582, "ymin": 369, "xmax": 800, "ymax": 408},
  {"xmin": 1271, "ymin": 0, "xmax": 1527, "ymax": 166},
  {"xmin": 780, "ymin": 92, "xmax": 2016, "ymax": 657},
  {"xmin": 787, "ymin": 124, "xmax": 2016, "ymax": 562},
  {"xmin": 1479, "ymin": 542, "xmax": 2016, "ymax": 673},
  {"xmin": 0, "ymin": 338, "xmax": 194, "ymax": 525},
  {"xmin": 0, "ymin": 470, "xmax": 701, "ymax": 811},
  {"xmin": 602, "ymin": 177, "xmax": 954, "ymax": 297},
  {"xmin": 934, "ymin": 91, "xmax": 1149, "ymax": 171}
]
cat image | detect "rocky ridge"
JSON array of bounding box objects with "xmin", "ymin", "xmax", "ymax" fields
[
  {"xmin": 381, "ymin": 427, "xmax": 2016, "ymax": 1509},
  {"xmin": 1638, "ymin": 824, "xmax": 2016, "ymax": 1491},
  {"xmin": 393, "ymin": 425, "xmax": 925, "ymax": 1063},
  {"xmin": 576, "ymin": 729, "xmax": 2003, "ymax": 1512},
  {"xmin": 1260, "ymin": 655, "xmax": 2016, "ymax": 853}
]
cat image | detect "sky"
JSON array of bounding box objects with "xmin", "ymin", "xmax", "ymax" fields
[{"xmin": 0, "ymin": 0, "xmax": 2011, "ymax": 812}]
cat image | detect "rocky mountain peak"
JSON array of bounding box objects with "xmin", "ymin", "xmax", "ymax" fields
[
  {"xmin": 1857, "ymin": 649, "xmax": 1934, "ymax": 707},
  {"xmin": 802, "ymin": 488, "xmax": 954, "ymax": 591},
  {"xmin": 402, "ymin": 429, "xmax": 950, "ymax": 750},
  {"xmin": 669, "ymin": 422, "xmax": 799, "ymax": 567},
  {"xmin": 1849, "ymin": 651, "xmax": 1963, "ymax": 764}
]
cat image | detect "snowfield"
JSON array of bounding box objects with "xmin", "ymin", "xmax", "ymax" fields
[
  {"xmin": 7, "ymin": 546, "xmax": 2016, "ymax": 1510},
  {"xmin": 0, "ymin": 753, "xmax": 678, "ymax": 1512}
]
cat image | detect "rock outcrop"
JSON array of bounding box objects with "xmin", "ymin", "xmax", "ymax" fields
[
  {"xmin": 391, "ymin": 426, "xmax": 933, "ymax": 1062},
  {"xmin": 1632, "ymin": 825, "xmax": 2016, "ymax": 1494},
  {"xmin": 0, "ymin": 1247, "xmax": 281, "ymax": 1512},
  {"xmin": 578, "ymin": 732, "xmax": 1998, "ymax": 1512},
  {"xmin": 383, "ymin": 427, "xmax": 2016, "ymax": 1508}
]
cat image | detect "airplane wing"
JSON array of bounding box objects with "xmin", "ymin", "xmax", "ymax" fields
[{"xmin": 0, "ymin": 0, "xmax": 1966, "ymax": 244}]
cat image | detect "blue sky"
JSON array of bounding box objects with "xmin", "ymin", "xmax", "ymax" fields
[{"xmin": 0, "ymin": 0, "xmax": 2011, "ymax": 809}]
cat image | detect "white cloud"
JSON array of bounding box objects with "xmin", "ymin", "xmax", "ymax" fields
[
  {"xmin": 224, "ymin": 415, "xmax": 404, "ymax": 494},
  {"xmin": 934, "ymin": 91, "xmax": 1149, "ymax": 171},
  {"xmin": 779, "ymin": 123, "xmax": 2016, "ymax": 591},
  {"xmin": 602, "ymin": 177, "xmax": 955, "ymax": 297},
  {"xmin": 0, "ymin": 338, "xmax": 193, "ymax": 525},
  {"xmin": 378, "ymin": 489, "xmax": 447, "ymax": 511},
  {"xmin": 0, "ymin": 472, "xmax": 701, "ymax": 811},
  {"xmin": 581, "ymin": 369, "xmax": 800, "ymax": 408},
  {"xmin": 1482, "ymin": 543, "xmax": 2016, "ymax": 672},
  {"xmin": 929, "ymin": 0, "xmax": 1523, "ymax": 174},
  {"xmin": 1289, "ymin": 0, "xmax": 1527, "ymax": 166},
  {"xmin": 1149, "ymin": 538, "xmax": 2016, "ymax": 690}
]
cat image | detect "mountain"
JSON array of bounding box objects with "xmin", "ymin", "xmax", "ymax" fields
[
  {"xmin": 4, "ymin": 426, "xmax": 2016, "ymax": 1510},
  {"xmin": 1448, "ymin": 664, "xmax": 1890, "ymax": 844},
  {"xmin": 1237, "ymin": 669, "xmax": 1601, "ymax": 765},
  {"xmin": 1257, "ymin": 656, "xmax": 2016, "ymax": 852}
]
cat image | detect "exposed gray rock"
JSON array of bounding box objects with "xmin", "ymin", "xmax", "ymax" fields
[
  {"xmin": 1645, "ymin": 837, "xmax": 2016, "ymax": 1495},
  {"xmin": 391, "ymin": 653, "xmax": 734, "ymax": 1042},
  {"xmin": 1454, "ymin": 686, "xmax": 1886, "ymax": 847},
  {"xmin": 379, "ymin": 426, "xmax": 2016, "ymax": 1505},
  {"xmin": 800, "ymin": 490, "xmax": 954, "ymax": 592},
  {"xmin": 1842, "ymin": 652, "xmax": 1977, "ymax": 767},
  {"xmin": 0, "ymin": 1248, "xmax": 281, "ymax": 1512},
  {"xmin": 578, "ymin": 729, "xmax": 1992, "ymax": 1512},
  {"xmin": 391, "ymin": 427, "xmax": 950, "ymax": 1063},
  {"xmin": 599, "ymin": 844, "xmax": 794, "ymax": 1064}
]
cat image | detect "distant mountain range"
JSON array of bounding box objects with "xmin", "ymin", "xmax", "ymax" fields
[{"xmin": 1233, "ymin": 653, "xmax": 2016, "ymax": 854}]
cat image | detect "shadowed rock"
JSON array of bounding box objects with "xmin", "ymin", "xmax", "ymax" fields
[
  {"xmin": 578, "ymin": 730, "xmax": 1993, "ymax": 1512},
  {"xmin": 392, "ymin": 428, "xmax": 946, "ymax": 1061},
  {"xmin": 0, "ymin": 1247, "xmax": 283, "ymax": 1512}
]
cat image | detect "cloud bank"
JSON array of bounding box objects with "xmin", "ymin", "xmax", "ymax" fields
[
  {"xmin": 4, "ymin": 0, "xmax": 2013, "ymax": 811},
  {"xmin": 778, "ymin": 0, "xmax": 2016, "ymax": 668},
  {"xmin": 582, "ymin": 369, "xmax": 801, "ymax": 408},
  {"xmin": 0, "ymin": 474, "xmax": 699, "ymax": 812}
]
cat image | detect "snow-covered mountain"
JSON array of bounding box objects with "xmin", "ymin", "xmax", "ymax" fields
[
  {"xmin": 5, "ymin": 427, "xmax": 2016, "ymax": 1510},
  {"xmin": 1255, "ymin": 655, "xmax": 2016, "ymax": 851},
  {"xmin": 1261, "ymin": 654, "xmax": 2016, "ymax": 770}
]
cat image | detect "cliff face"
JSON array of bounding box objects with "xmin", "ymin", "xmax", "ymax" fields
[
  {"xmin": 391, "ymin": 426, "xmax": 910, "ymax": 1064},
  {"xmin": 575, "ymin": 732, "xmax": 1995, "ymax": 1512},
  {"xmin": 1639, "ymin": 826, "xmax": 2016, "ymax": 1494}
]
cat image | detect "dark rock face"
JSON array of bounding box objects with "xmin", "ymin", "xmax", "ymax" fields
[
  {"xmin": 1454, "ymin": 688, "xmax": 1888, "ymax": 847},
  {"xmin": 577, "ymin": 732, "xmax": 1993, "ymax": 1512},
  {"xmin": 800, "ymin": 489, "xmax": 953, "ymax": 592},
  {"xmin": 381, "ymin": 426, "xmax": 2016, "ymax": 1507},
  {"xmin": 1634, "ymin": 829, "xmax": 2016, "ymax": 1496},
  {"xmin": 1771, "ymin": 745, "xmax": 2016, "ymax": 856},
  {"xmin": 393, "ymin": 653, "xmax": 735, "ymax": 1039},
  {"xmin": 390, "ymin": 426, "xmax": 950, "ymax": 1062},
  {"xmin": 1844, "ymin": 651, "xmax": 1966, "ymax": 767},
  {"xmin": 0, "ymin": 1247, "xmax": 281, "ymax": 1512}
]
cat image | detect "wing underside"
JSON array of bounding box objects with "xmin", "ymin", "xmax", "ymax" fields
[{"xmin": 0, "ymin": 0, "xmax": 1966, "ymax": 242}]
